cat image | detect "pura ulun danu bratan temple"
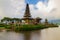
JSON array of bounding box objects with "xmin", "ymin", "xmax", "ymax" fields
[
  {"xmin": 1, "ymin": 4, "xmax": 58, "ymax": 27},
  {"xmin": 21, "ymin": 4, "xmax": 42, "ymax": 24},
  {"xmin": 20, "ymin": 3, "xmax": 58, "ymax": 27}
]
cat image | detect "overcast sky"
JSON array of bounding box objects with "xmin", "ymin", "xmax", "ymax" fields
[{"xmin": 0, "ymin": 0, "xmax": 60, "ymax": 20}]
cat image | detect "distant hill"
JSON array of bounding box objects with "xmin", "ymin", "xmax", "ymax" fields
[{"xmin": 49, "ymin": 19, "xmax": 60, "ymax": 25}]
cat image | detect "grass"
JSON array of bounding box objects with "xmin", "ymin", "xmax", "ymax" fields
[
  {"xmin": 0, "ymin": 27, "xmax": 5, "ymax": 29},
  {"xmin": 14, "ymin": 24, "xmax": 49, "ymax": 31},
  {"xmin": 0, "ymin": 24, "xmax": 58, "ymax": 31}
]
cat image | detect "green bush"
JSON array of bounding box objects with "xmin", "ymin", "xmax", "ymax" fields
[
  {"xmin": 14, "ymin": 24, "xmax": 47, "ymax": 31},
  {"xmin": 5, "ymin": 26, "xmax": 11, "ymax": 29},
  {"xmin": 0, "ymin": 24, "xmax": 5, "ymax": 27}
]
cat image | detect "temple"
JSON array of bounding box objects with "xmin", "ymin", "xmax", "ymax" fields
[
  {"xmin": 1, "ymin": 4, "xmax": 58, "ymax": 27},
  {"xmin": 21, "ymin": 4, "xmax": 34, "ymax": 24},
  {"xmin": 21, "ymin": 4, "xmax": 42, "ymax": 24}
]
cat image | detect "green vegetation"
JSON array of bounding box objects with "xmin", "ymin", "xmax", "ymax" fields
[
  {"xmin": 15, "ymin": 24, "xmax": 48, "ymax": 31},
  {"xmin": 0, "ymin": 23, "xmax": 58, "ymax": 31},
  {"xmin": 0, "ymin": 23, "xmax": 6, "ymax": 27},
  {"xmin": 5, "ymin": 24, "xmax": 58, "ymax": 31},
  {"xmin": 0, "ymin": 24, "xmax": 48, "ymax": 31}
]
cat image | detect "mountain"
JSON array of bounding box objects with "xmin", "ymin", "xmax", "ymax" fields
[{"xmin": 49, "ymin": 19, "xmax": 60, "ymax": 25}]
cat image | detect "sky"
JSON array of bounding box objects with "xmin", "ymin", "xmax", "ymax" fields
[{"xmin": 0, "ymin": 0, "xmax": 60, "ymax": 20}]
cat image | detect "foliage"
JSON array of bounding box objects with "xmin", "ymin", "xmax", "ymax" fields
[
  {"xmin": 0, "ymin": 23, "xmax": 58, "ymax": 31},
  {"xmin": 1, "ymin": 17, "xmax": 21, "ymax": 22},
  {"xmin": 0, "ymin": 23, "xmax": 7, "ymax": 27},
  {"xmin": 14, "ymin": 24, "xmax": 48, "ymax": 31},
  {"xmin": 5, "ymin": 25, "xmax": 11, "ymax": 29}
]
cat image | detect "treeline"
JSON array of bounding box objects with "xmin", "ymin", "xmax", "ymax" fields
[{"xmin": 1, "ymin": 17, "xmax": 21, "ymax": 22}]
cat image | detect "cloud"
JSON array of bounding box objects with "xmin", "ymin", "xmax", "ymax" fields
[
  {"xmin": 0, "ymin": 0, "xmax": 6, "ymax": 18},
  {"xmin": 10, "ymin": 0, "xmax": 26, "ymax": 18},
  {"xmin": 0, "ymin": 0, "xmax": 25, "ymax": 19},
  {"xmin": 29, "ymin": 4, "xmax": 48, "ymax": 20},
  {"xmin": 47, "ymin": 0, "xmax": 60, "ymax": 20},
  {"xmin": 0, "ymin": 0, "xmax": 60, "ymax": 20},
  {"xmin": 29, "ymin": 0, "xmax": 60, "ymax": 20}
]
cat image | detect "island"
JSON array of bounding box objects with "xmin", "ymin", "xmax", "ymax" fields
[{"xmin": 0, "ymin": 4, "xmax": 58, "ymax": 32}]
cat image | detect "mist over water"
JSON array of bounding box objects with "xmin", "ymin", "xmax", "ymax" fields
[{"xmin": 0, "ymin": 25, "xmax": 60, "ymax": 40}]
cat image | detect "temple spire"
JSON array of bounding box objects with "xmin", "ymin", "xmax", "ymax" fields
[{"xmin": 24, "ymin": 4, "xmax": 31, "ymax": 18}]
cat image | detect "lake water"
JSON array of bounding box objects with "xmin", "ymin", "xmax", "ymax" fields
[{"xmin": 0, "ymin": 25, "xmax": 60, "ymax": 40}]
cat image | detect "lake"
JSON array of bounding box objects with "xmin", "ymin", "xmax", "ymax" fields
[{"xmin": 0, "ymin": 25, "xmax": 60, "ymax": 40}]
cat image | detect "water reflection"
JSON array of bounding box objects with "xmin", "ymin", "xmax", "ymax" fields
[
  {"xmin": 0, "ymin": 31, "xmax": 24, "ymax": 40},
  {"xmin": 0, "ymin": 26, "xmax": 60, "ymax": 40},
  {"xmin": 24, "ymin": 30, "xmax": 41, "ymax": 40},
  {"xmin": 0, "ymin": 30, "xmax": 41, "ymax": 40}
]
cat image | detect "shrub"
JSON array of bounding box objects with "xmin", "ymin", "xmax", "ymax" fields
[{"xmin": 14, "ymin": 24, "xmax": 47, "ymax": 31}]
